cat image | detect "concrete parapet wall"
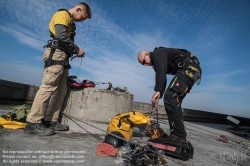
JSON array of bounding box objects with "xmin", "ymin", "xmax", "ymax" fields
[
  {"xmin": 132, "ymin": 101, "xmax": 250, "ymax": 126},
  {"xmin": 183, "ymin": 108, "xmax": 250, "ymax": 126},
  {"xmin": 183, "ymin": 108, "xmax": 227, "ymax": 123},
  {"xmin": 1, "ymin": 79, "xmax": 249, "ymax": 126},
  {"xmin": 0, "ymin": 79, "xmax": 38, "ymax": 105},
  {"xmin": 62, "ymin": 88, "xmax": 134, "ymax": 122}
]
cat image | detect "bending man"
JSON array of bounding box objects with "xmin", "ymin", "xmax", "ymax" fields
[{"xmin": 138, "ymin": 47, "xmax": 202, "ymax": 141}]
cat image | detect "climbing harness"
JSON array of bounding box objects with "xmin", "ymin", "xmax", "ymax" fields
[
  {"xmin": 154, "ymin": 47, "xmax": 202, "ymax": 85},
  {"xmin": 68, "ymin": 76, "xmax": 95, "ymax": 88},
  {"xmin": 180, "ymin": 52, "xmax": 202, "ymax": 86},
  {"xmin": 44, "ymin": 9, "xmax": 76, "ymax": 69}
]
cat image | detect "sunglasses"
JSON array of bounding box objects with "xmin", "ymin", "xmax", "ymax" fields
[{"xmin": 142, "ymin": 54, "xmax": 147, "ymax": 65}]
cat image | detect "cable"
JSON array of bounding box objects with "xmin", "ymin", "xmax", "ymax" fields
[
  {"xmin": 76, "ymin": 57, "xmax": 82, "ymax": 82},
  {"xmin": 158, "ymin": 119, "xmax": 250, "ymax": 151}
]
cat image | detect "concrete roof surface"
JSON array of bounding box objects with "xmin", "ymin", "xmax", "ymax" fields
[{"xmin": 0, "ymin": 106, "xmax": 250, "ymax": 166}]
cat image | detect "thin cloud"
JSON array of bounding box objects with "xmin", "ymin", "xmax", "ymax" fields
[
  {"xmin": 0, "ymin": 25, "xmax": 45, "ymax": 51},
  {"xmin": 0, "ymin": 59, "xmax": 43, "ymax": 86}
]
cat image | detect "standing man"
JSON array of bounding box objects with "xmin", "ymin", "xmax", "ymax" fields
[
  {"xmin": 25, "ymin": 2, "xmax": 92, "ymax": 136},
  {"xmin": 138, "ymin": 47, "xmax": 202, "ymax": 141}
]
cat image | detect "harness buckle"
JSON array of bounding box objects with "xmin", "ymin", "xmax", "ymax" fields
[{"xmin": 178, "ymin": 61, "xmax": 185, "ymax": 67}]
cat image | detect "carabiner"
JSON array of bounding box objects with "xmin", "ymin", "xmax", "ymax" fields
[{"xmin": 51, "ymin": 40, "xmax": 58, "ymax": 47}]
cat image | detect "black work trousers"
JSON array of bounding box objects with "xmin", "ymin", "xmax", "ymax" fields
[{"xmin": 164, "ymin": 63, "xmax": 201, "ymax": 138}]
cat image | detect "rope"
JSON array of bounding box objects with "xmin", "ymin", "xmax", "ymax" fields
[
  {"xmin": 158, "ymin": 119, "xmax": 250, "ymax": 151},
  {"xmin": 76, "ymin": 57, "xmax": 82, "ymax": 82},
  {"xmin": 61, "ymin": 100, "xmax": 250, "ymax": 164},
  {"xmin": 62, "ymin": 112, "xmax": 132, "ymax": 144},
  {"xmin": 62, "ymin": 99, "xmax": 200, "ymax": 165},
  {"xmin": 12, "ymin": 104, "xmax": 31, "ymax": 120},
  {"xmin": 72, "ymin": 57, "xmax": 112, "ymax": 89}
]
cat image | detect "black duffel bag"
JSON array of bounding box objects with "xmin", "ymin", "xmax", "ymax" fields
[{"xmin": 148, "ymin": 136, "xmax": 194, "ymax": 161}]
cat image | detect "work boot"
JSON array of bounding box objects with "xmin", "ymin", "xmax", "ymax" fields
[
  {"xmin": 44, "ymin": 121, "xmax": 69, "ymax": 131},
  {"xmin": 170, "ymin": 134, "xmax": 187, "ymax": 143},
  {"xmin": 24, "ymin": 122, "xmax": 54, "ymax": 136}
]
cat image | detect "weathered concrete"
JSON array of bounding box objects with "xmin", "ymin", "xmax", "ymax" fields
[{"xmin": 62, "ymin": 88, "xmax": 133, "ymax": 123}]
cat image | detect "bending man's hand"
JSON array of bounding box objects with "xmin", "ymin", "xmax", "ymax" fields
[{"xmin": 151, "ymin": 91, "xmax": 160, "ymax": 108}]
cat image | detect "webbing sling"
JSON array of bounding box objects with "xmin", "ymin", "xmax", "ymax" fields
[{"xmin": 44, "ymin": 48, "xmax": 69, "ymax": 69}]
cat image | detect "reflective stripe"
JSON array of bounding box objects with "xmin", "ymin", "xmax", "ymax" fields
[{"xmin": 170, "ymin": 77, "xmax": 178, "ymax": 88}]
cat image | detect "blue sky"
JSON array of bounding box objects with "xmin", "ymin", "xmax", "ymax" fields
[{"xmin": 0, "ymin": 0, "xmax": 249, "ymax": 118}]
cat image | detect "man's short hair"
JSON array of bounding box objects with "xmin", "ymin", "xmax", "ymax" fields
[{"xmin": 78, "ymin": 2, "xmax": 92, "ymax": 19}]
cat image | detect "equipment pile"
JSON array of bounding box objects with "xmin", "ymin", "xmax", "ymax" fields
[
  {"xmin": 67, "ymin": 75, "xmax": 129, "ymax": 93},
  {"xmin": 95, "ymin": 110, "xmax": 194, "ymax": 165},
  {"xmin": 0, "ymin": 104, "xmax": 31, "ymax": 129}
]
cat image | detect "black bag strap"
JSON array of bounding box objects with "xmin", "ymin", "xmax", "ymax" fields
[
  {"xmin": 117, "ymin": 114, "xmax": 130, "ymax": 128},
  {"xmin": 129, "ymin": 111, "xmax": 136, "ymax": 115}
]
